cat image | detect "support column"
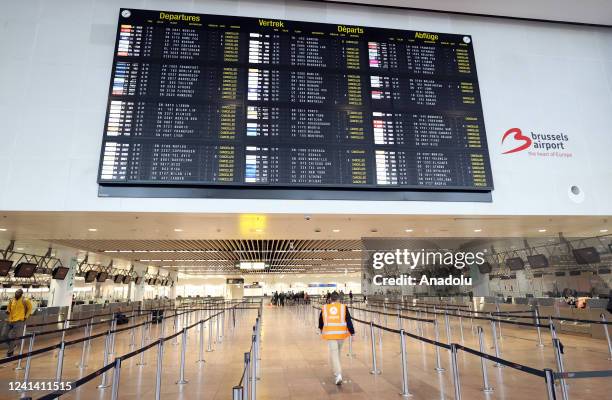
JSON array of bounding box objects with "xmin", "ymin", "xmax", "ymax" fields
[{"xmin": 49, "ymin": 250, "xmax": 78, "ymax": 315}]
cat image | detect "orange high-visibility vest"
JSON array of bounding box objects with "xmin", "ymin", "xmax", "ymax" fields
[{"xmin": 321, "ymin": 303, "xmax": 350, "ymax": 340}]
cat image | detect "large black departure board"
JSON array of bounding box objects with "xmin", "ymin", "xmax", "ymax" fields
[{"xmin": 98, "ymin": 9, "xmax": 493, "ymax": 192}]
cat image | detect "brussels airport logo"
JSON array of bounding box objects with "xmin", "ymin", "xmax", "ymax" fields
[{"xmin": 501, "ymin": 128, "xmax": 572, "ymax": 158}]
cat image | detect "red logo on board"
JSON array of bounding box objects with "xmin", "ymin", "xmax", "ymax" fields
[{"xmin": 501, "ymin": 128, "xmax": 532, "ymax": 154}]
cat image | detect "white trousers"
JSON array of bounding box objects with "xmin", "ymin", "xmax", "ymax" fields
[{"xmin": 327, "ymin": 339, "xmax": 345, "ymax": 376}]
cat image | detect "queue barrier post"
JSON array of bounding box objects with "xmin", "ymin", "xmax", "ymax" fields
[
  {"xmin": 552, "ymin": 338, "xmax": 569, "ymax": 400},
  {"xmin": 535, "ymin": 308, "xmax": 545, "ymax": 348},
  {"xmin": 251, "ymin": 334, "xmax": 257, "ymax": 400},
  {"xmin": 197, "ymin": 319, "xmax": 206, "ymax": 364},
  {"xmin": 399, "ymin": 330, "xmax": 412, "ymax": 397},
  {"xmin": 172, "ymin": 313, "xmax": 179, "ymax": 345},
  {"xmin": 176, "ymin": 328, "xmax": 189, "ymax": 384},
  {"xmin": 544, "ymin": 368, "xmax": 558, "ymax": 400},
  {"xmin": 155, "ymin": 340, "xmax": 164, "ymax": 400},
  {"xmin": 15, "ymin": 323, "xmax": 28, "ymax": 370},
  {"xmin": 97, "ymin": 331, "xmax": 112, "ymax": 389},
  {"xmin": 78, "ymin": 325, "xmax": 88, "ymax": 369},
  {"xmin": 444, "ymin": 312, "xmax": 452, "ymax": 345},
  {"xmin": 477, "ymin": 326, "xmax": 494, "ymax": 392},
  {"xmin": 369, "ymin": 322, "xmax": 381, "ymax": 375},
  {"xmin": 433, "ymin": 320, "xmax": 445, "ymax": 372},
  {"xmin": 55, "ymin": 340, "xmax": 66, "ymax": 382},
  {"xmin": 111, "ymin": 357, "xmax": 122, "ymax": 400},
  {"xmin": 137, "ymin": 322, "xmax": 148, "ymax": 366},
  {"xmin": 458, "ymin": 314, "xmax": 465, "ymax": 344},
  {"xmin": 490, "ymin": 316, "xmax": 503, "ymax": 368},
  {"xmin": 495, "ymin": 303, "xmax": 503, "ymax": 339},
  {"xmin": 347, "ymin": 334, "xmax": 355, "ymax": 357},
  {"xmin": 207, "ymin": 313, "xmax": 215, "ymax": 352},
  {"xmin": 601, "ymin": 313, "xmax": 612, "ymax": 360},
  {"xmin": 21, "ymin": 333, "xmax": 36, "ymax": 395},
  {"xmin": 243, "ymin": 352, "xmax": 251, "ymax": 400},
  {"xmin": 450, "ymin": 343, "xmax": 461, "ymax": 400},
  {"xmin": 233, "ymin": 386, "xmax": 243, "ymax": 400}
]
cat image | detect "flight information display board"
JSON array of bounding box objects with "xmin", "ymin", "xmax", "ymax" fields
[{"xmin": 98, "ymin": 9, "xmax": 493, "ymax": 192}]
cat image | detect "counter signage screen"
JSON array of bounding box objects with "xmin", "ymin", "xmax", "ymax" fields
[
  {"xmin": 0, "ymin": 260, "xmax": 12, "ymax": 277},
  {"xmin": 52, "ymin": 267, "xmax": 70, "ymax": 280},
  {"xmin": 14, "ymin": 263, "xmax": 37, "ymax": 278},
  {"xmin": 527, "ymin": 254, "xmax": 549, "ymax": 269},
  {"xmin": 97, "ymin": 272, "xmax": 109, "ymax": 282},
  {"xmin": 505, "ymin": 257, "xmax": 525, "ymax": 271},
  {"xmin": 98, "ymin": 8, "xmax": 493, "ymax": 193},
  {"xmin": 85, "ymin": 270, "xmax": 97, "ymax": 283}
]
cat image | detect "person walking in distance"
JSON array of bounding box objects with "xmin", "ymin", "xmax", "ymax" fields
[
  {"xmin": 4, "ymin": 289, "xmax": 33, "ymax": 357},
  {"xmin": 319, "ymin": 292, "xmax": 355, "ymax": 385}
]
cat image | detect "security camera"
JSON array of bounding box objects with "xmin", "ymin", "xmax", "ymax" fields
[{"xmin": 304, "ymin": 215, "xmax": 311, "ymax": 221}]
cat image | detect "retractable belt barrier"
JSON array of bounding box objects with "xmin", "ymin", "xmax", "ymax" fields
[
  {"xmin": 313, "ymin": 302, "xmax": 609, "ymax": 400},
  {"xmin": 34, "ymin": 300, "xmax": 258, "ymax": 400}
]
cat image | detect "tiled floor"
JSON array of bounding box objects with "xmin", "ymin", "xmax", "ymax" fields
[{"xmin": 0, "ymin": 304, "xmax": 610, "ymax": 399}]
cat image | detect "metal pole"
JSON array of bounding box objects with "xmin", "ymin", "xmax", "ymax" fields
[
  {"xmin": 207, "ymin": 315, "xmax": 214, "ymax": 352},
  {"xmin": 55, "ymin": 341, "xmax": 66, "ymax": 382},
  {"xmin": 444, "ymin": 312, "xmax": 452, "ymax": 345},
  {"xmin": 347, "ymin": 334, "xmax": 355, "ymax": 357},
  {"xmin": 544, "ymin": 368, "xmax": 558, "ymax": 400},
  {"xmin": 490, "ymin": 316, "xmax": 503, "ymax": 368},
  {"xmin": 369, "ymin": 322, "xmax": 381, "ymax": 374},
  {"xmin": 78, "ymin": 333, "xmax": 88, "ymax": 369},
  {"xmin": 98, "ymin": 331, "xmax": 112, "ymax": 388},
  {"xmin": 20, "ymin": 333, "xmax": 35, "ymax": 395},
  {"xmin": 495, "ymin": 303, "xmax": 502, "ymax": 339},
  {"xmin": 477, "ymin": 327, "xmax": 494, "ymax": 392},
  {"xmin": 399, "ymin": 330, "xmax": 412, "ymax": 397},
  {"xmin": 233, "ymin": 386, "xmax": 243, "ymax": 400},
  {"xmin": 109, "ymin": 314, "xmax": 117, "ymax": 355},
  {"xmin": 600, "ymin": 313, "xmax": 612, "ymax": 360},
  {"xmin": 137, "ymin": 322, "xmax": 147, "ymax": 366},
  {"xmin": 111, "ymin": 358, "xmax": 122, "ymax": 400},
  {"xmin": 243, "ymin": 352, "xmax": 250, "ymax": 400},
  {"xmin": 155, "ymin": 340, "xmax": 164, "ymax": 400},
  {"xmin": 552, "ymin": 339, "xmax": 569, "ymax": 400},
  {"xmin": 221, "ymin": 310, "xmax": 225, "ymax": 340},
  {"xmin": 450, "ymin": 344, "xmax": 462, "ymax": 400},
  {"xmin": 176, "ymin": 328, "xmax": 188, "ymax": 384},
  {"xmin": 459, "ymin": 314, "xmax": 465, "ymax": 344},
  {"xmin": 433, "ymin": 320, "xmax": 445, "ymax": 372},
  {"xmin": 397, "ymin": 309, "xmax": 402, "ymax": 331},
  {"xmin": 197, "ymin": 319, "xmax": 205, "ymax": 363},
  {"xmin": 13, "ymin": 322, "xmax": 28, "ymax": 371},
  {"xmin": 173, "ymin": 313, "xmax": 179, "ymax": 345},
  {"xmin": 217, "ymin": 312, "xmax": 222, "ymax": 343},
  {"xmin": 251, "ymin": 336, "xmax": 256, "ymax": 399},
  {"xmin": 535, "ymin": 308, "xmax": 544, "ymax": 347}
]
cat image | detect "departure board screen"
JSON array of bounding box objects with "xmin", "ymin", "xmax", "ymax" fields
[{"xmin": 98, "ymin": 9, "xmax": 493, "ymax": 191}]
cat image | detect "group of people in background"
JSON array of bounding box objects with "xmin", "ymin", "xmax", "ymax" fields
[{"xmin": 271, "ymin": 291, "xmax": 309, "ymax": 306}]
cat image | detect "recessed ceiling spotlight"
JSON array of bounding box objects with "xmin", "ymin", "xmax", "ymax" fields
[
  {"xmin": 255, "ymin": 229, "xmax": 263, "ymax": 232},
  {"xmin": 473, "ymin": 229, "xmax": 482, "ymax": 233},
  {"xmin": 88, "ymin": 228, "xmax": 98, "ymax": 232},
  {"xmin": 405, "ymin": 229, "xmax": 413, "ymax": 233},
  {"xmin": 0, "ymin": 228, "xmax": 6, "ymax": 232},
  {"xmin": 16, "ymin": 248, "xmax": 23, "ymax": 251},
  {"xmin": 332, "ymin": 229, "xmax": 340, "ymax": 233},
  {"xmin": 600, "ymin": 229, "xmax": 609, "ymax": 233},
  {"xmin": 174, "ymin": 228, "xmax": 183, "ymax": 232},
  {"xmin": 538, "ymin": 229, "xmax": 547, "ymax": 233}
]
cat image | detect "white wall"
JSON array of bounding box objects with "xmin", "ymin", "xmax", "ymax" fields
[{"xmin": 0, "ymin": 0, "xmax": 611, "ymax": 216}]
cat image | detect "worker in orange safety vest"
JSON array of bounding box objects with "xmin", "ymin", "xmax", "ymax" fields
[{"xmin": 318, "ymin": 291, "xmax": 355, "ymax": 385}]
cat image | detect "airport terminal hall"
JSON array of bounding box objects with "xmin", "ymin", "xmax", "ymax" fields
[{"xmin": 1, "ymin": 0, "xmax": 612, "ymax": 399}]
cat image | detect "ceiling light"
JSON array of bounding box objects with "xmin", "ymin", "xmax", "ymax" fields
[
  {"xmin": 88, "ymin": 228, "xmax": 97, "ymax": 232},
  {"xmin": 16, "ymin": 248, "xmax": 23, "ymax": 251},
  {"xmin": 404, "ymin": 229, "xmax": 413, "ymax": 233},
  {"xmin": 0, "ymin": 228, "xmax": 6, "ymax": 232},
  {"xmin": 332, "ymin": 229, "xmax": 340, "ymax": 233},
  {"xmin": 473, "ymin": 229, "xmax": 482, "ymax": 233},
  {"xmin": 174, "ymin": 228, "xmax": 183, "ymax": 232},
  {"xmin": 255, "ymin": 229, "xmax": 262, "ymax": 232},
  {"xmin": 600, "ymin": 229, "xmax": 609, "ymax": 233},
  {"xmin": 538, "ymin": 229, "xmax": 547, "ymax": 233}
]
